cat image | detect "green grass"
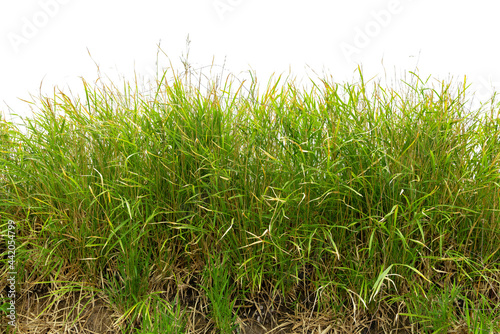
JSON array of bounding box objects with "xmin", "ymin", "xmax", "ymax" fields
[{"xmin": 1, "ymin": 64, "xmax": 499, "ymax": 333}]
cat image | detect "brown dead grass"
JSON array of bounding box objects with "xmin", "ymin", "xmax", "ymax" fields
[
  {"xmin": 0, "ymin": 255, "xmax": 482, "ymax": 334},
  {"xmin": 2, "ymin": 278, "xmax": 474, "ymax": 334}
]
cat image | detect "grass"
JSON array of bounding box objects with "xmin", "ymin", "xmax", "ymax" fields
[{"xmin": 0, "ymin": 62, "xmax": 499, "ymax": 333}]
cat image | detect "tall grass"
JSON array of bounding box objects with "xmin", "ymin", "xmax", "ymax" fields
[{"xmin": 1, "ymin": 66, "xmax": 499, "ymax": 333}]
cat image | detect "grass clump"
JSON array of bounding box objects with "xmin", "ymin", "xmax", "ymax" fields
[{"xmin": 1, "ymin": 64, "xmax": 499, "ymax": 333}]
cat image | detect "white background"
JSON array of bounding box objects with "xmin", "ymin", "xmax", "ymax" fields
[{"xmin": 1, "ymin": 0, "xmax": 499, "ymax": 122}]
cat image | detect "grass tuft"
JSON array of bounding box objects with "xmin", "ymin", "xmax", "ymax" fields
[{"xmin": 1, "ymin": 64, "xmax": 499, "ymax": 333}]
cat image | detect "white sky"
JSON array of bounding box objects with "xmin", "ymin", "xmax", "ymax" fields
[{"xmin": 1, "ymin": 0, "xmax": 500, "ymax": 122}]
